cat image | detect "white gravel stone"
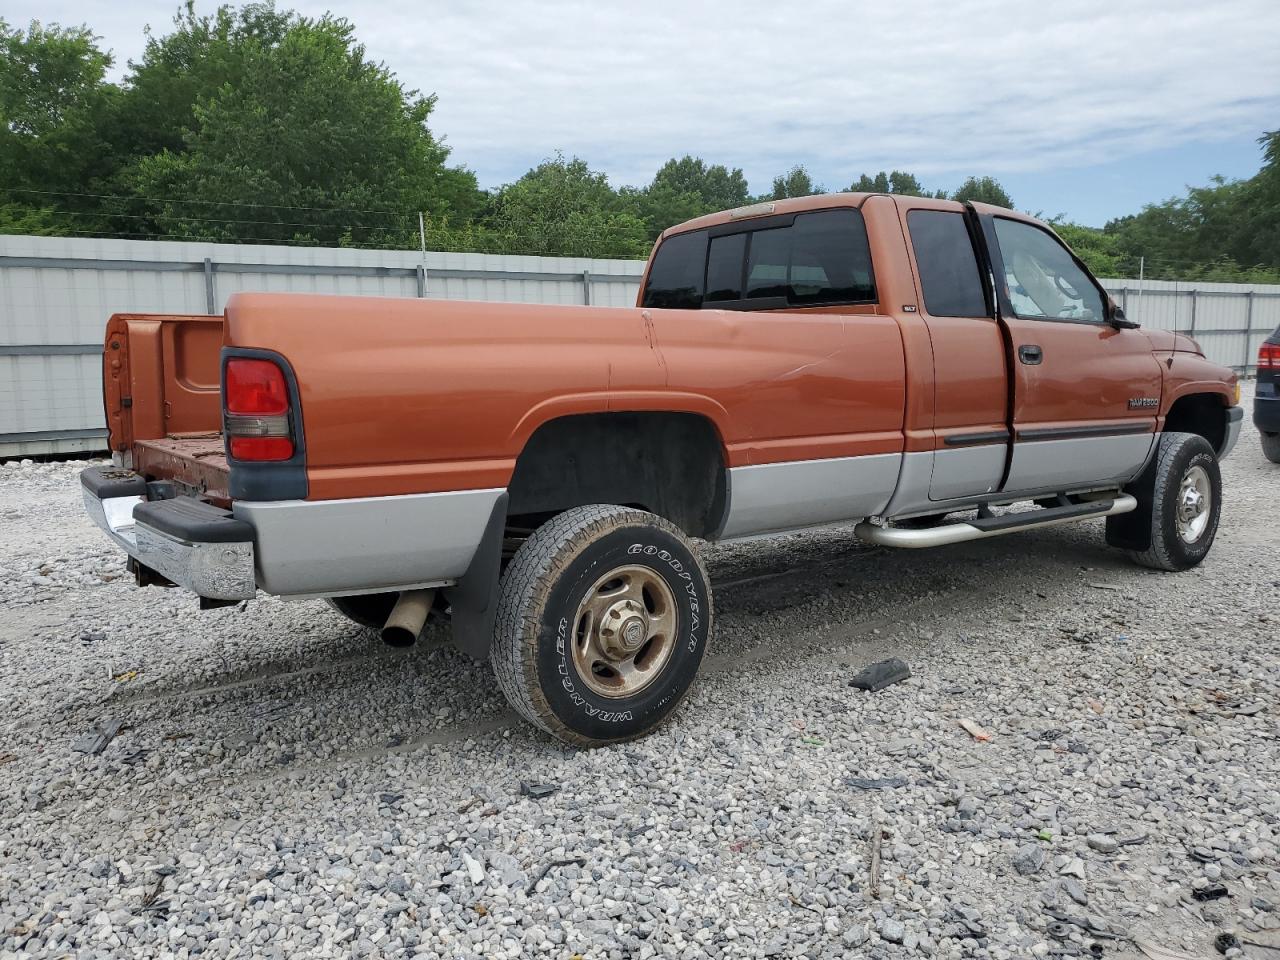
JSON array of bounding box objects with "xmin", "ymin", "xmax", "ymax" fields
[{"xmin": 1, "ymin": 398, "xmax": 1278, "ymax": 959}]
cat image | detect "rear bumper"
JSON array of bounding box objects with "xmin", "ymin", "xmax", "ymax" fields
[
  {"xmin": 81, "ymin": 466, "xmax": 503, "ymax": 601},
  {"xmin": 1254, "ymin": 395, "xmax": 1280, "ymax": 435},
  {"xmin": 81, "ymin": 468, "xmax": 257, "ymax": 601}
]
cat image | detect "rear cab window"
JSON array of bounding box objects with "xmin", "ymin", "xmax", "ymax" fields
[
  {"xmin": 640, "ymin": 230, "xmax": 707, "ymax": 309},
  {"xmin": 641, "ymin": 207, "xmax": 876, "ymax": 311}
]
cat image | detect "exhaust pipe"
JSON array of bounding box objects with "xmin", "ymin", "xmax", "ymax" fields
[{"xmin": 380, "ymin": 589, "xmax": 435, "ymax": 647}]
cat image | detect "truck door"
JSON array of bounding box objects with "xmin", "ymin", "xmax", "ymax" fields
[
  {"xmin": 898, "ymin": 201, "xmax": 1009, "ymax": 501},
  {"xmin": 978, "ymin": 212, "xmax": 1163, "ymax": 493}
]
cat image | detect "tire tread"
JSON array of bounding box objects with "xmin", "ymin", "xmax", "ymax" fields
[
  {"xmin": 1127, "ymin": 432, "xmax": 1218, "ymax": 571},
  {"xmin": 491, "ymin": 504, "xmax": 709, "ymax": 747}
]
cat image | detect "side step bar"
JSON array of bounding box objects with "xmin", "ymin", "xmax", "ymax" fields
[{"xmin": 855, "ymin": 494, "xmax": 1137, "ymax": 549}]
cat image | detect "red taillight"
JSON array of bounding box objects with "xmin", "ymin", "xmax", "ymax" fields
[
  {"xmin": 224, "ymin": 358, "xmax": 294, "ymax": 461},
  {"xmin": 1260, "ymin": 343, "xmax": 1280, "ymax": 371},
  {"xmin": 226, "ymin": 358, "xmax": 289, "ymax": 415},
  {"xmin": 228, "ymin": 436, "xmax": 294, "ymax": 461}
]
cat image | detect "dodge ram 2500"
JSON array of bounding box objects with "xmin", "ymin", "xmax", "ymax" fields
[{"xmin": 81, "ymin": 193, "xmax": 1242, "ymax": 745}]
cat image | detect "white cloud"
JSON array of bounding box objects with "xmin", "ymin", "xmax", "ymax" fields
[{"xmin": 14, "ymin": 0, "xmax": 1280, "ymax": 192}]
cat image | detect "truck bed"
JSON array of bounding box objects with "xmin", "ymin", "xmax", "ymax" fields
[{"xmin": 133, "ymin": 434, "xmax": 231, "ymax": 506}]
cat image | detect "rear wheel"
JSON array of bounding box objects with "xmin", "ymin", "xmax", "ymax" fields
[
  {"xmin": 1126, "ymin": 432, "xmax": 1222, "ymax": 571},
  {"xmin": 491, "ymin": 505, "xmax": 712, "ymax": 746},
  {"xmin": 1262, "ymin": 432, "xmax": 1280, "ymax": 464}
]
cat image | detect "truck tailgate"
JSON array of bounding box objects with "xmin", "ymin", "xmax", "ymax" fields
[
  {"xmin": 104, "ymin": 312, "xmax": 224, "ymax": 454},
  {"xmin": 104, "ymin": 312, "xmax": 230, "ymax": 502}
]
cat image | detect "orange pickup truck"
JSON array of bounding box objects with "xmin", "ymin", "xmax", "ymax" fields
[{"xmin": 81, "ymin": 193, "xmax": 1242, "ymax": 744}]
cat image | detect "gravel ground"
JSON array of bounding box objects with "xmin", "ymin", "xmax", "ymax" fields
[{"xmin": 1, "ymin": 395, "xmax": 1277, "ymax": 960}]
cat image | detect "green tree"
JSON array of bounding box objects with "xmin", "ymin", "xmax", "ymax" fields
[
  {"xmin": 107, "ymin": 2, "xmax": 293, "ymax": 164},
  {"xmin": 484, "ymin": 154, "xmax": 649, "ymax": 258},
  {"xmin": 1050, "ymin": 222, "xmax": 1128, "ymax": 277},
  {"xmin": 1101, "ymin": 172, "xmax": 1270, "ymax": 281},
  {"xmin": 769, "ymin": 165, "xmax": 824, "ymax": 199},
  {"xmin": 625, "ymin": 155, "xmax": 750, "ymax": 239},
  {"xmin": 0, "ymin": 18, "xmax": 117, "ymax": 230},
  {"xmin": 652, "ymin": 155, "xmax": 750, "ymax": 211},
  {"xmin": 131, "ymin": 12, "xmax": 480, "ymax": 245},
  {"xmin": 1240, "ymin": 129, "xmax": 1280, "ymax": 268},
  {"xmin": 951, "ymin": 176, "xmax": 1013, "ymax": 208},
  {"xmin": 846, "ymin": 170, "xmax": 944, "ymax": 197}
]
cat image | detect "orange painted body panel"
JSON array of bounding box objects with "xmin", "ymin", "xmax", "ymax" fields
[
  {"xmin": 1003, "ymin": 319, "xmax": 1165, "ymax": 430},
  {"xmin": 223, "ymin": 292, "xmax": 908, "ymax": 499},
  {"xmin": 888, "ymin": 196, "xmax": 1011, "ymax": 450}
]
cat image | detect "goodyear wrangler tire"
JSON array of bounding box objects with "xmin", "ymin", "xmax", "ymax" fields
[
  {"xmin": 491, "ymin": 505, "xmax": 712, "ymax": 746},
  {"xmin": 1126, "ymin": 432, "xmax": 1222, "ymax": 572}
]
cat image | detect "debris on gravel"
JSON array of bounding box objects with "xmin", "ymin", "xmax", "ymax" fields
[
  {"xmin": 1, "ymin": 393, "xmax": 1277, "ymax": 958},
  {"xmin": 848, "ymin": 655, "xmax": 912, "ymax": 691}
]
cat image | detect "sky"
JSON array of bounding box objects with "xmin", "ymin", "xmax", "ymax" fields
[{"xmin": 13, "ymin": 0, "xmax": 1280, "ymax": 226}]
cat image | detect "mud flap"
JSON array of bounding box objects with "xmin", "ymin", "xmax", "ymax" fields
[
  {"xmin": 1105, "ymin": 445, "xmax": 1158, "ymax": 551},
  {"xmin": 445, "ymin": 492, "xmax": 508, "ymax": 661}
]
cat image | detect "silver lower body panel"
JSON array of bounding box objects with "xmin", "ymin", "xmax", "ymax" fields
[
  {"xmin": 234, "ymin": 488, "xmax": 504, "ymax": 596},
  {"xmin": 1003, "ymin": 433, "xmax": 1155, "ymax": 493},
  {"xmin": 719, "ymin": 453, "xmax": 901, "ymax": 539}
]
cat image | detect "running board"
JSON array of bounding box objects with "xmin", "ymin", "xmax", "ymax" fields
[{"xmin": 855, "ymin": 494, "xmax": 1137, "ymax": 549}]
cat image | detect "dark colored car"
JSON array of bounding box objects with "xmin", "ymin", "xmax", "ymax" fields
[{"xmin": 1258, "ymin": 327, "xmax": 1280, "ymax": 463}]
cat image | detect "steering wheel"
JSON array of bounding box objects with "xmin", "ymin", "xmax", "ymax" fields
[{"xmin": 1054, "ymin": 274, "xmax": 1082, "ymax": 300}]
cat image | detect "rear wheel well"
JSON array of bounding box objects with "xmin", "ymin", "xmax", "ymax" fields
[
  {"xmin": 506, "ymin": 412, "xmax": 727, "ymax": 539},
  {"xmin": 1164, "ymin": 393, "xmax": 1225, "ymax": 453}
]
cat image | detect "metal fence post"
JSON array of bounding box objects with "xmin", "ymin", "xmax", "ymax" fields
[
  {"xmin": 1188, "ymin": 289, "xmax": 1197, "ymax": 337},
  {"xmin": 415, "ymin": 264, "xmax": 426, "ymax": 298},
  {"xmin": 1120, "ymin": 287, "xmax": 1128, "ymax": 313},
  {"xmin": 1242, "ymin": 290, "xmax": 1255, "ymax": 374},
  {"xmin": 582, "ymin": 270, "xmax": 591, "ymax": 305},
  {"xmin": 203, "ymin": 258, "xmax": 216, "ymax": 314}
]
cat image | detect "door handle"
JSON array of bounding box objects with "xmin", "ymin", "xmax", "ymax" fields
[{"xmin": 1018, "ymin": 344, "xmax": 1043, "ymax": 365}]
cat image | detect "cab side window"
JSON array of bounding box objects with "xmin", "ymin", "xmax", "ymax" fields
[
  {"xmin": 993, "ymin": 218, "xmax": 1104, "ymax": 323},
  {"xmin": 907, "ymin": 210, "xmax": 988, "ymax": 318}
]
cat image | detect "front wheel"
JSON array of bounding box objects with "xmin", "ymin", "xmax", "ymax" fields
[
  {"xmin": 491, "ymin": 505, "xmax": 712, "ymax": 746},
  {"xmin": 1126, "ymin": 432, "xmax": 1222, "ymax": 571},
  {"xmin": 1262, "ymin": 432, "xmax": 1280, "ymax": 464}
]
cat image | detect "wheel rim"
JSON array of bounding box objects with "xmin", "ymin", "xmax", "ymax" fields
[
  {"xmin": 572, "ymin": 564, "xmax": 678, "ymax": 699},
  {"xmin": 1176, "ymin": 464, "xmax": 1212, "ymax": 544}
]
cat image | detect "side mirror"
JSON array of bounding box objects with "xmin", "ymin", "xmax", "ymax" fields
[{"xmin": 1109, "ymin": 305, "xmax": 1140, "ymax": 329}]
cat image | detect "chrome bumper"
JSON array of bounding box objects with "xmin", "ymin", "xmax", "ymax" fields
[{"xmin": 82, "ymin": 486, "xmax": 257, "ymax": 601}]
